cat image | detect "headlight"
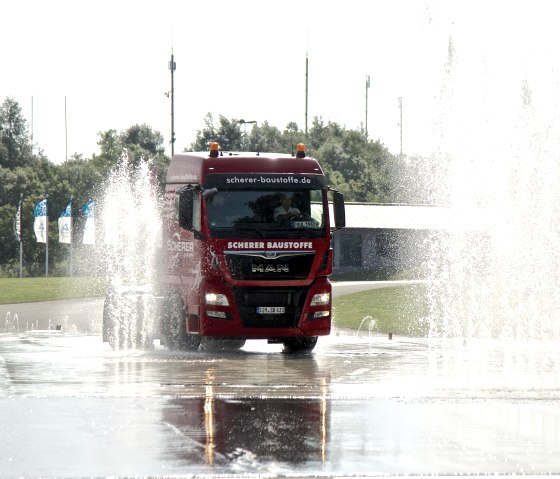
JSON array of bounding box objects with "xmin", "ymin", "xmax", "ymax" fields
[
  {"xmin": 205, "ymin": 293, "xmax": 229, "ymax": 306},
  {"xmin": 310, "ymin": 292, "xmax": 330, "ymax": 306}
]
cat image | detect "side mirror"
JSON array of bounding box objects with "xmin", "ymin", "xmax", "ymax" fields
[
  {"xmin": 333, "ymin": 191, "xmax": 345, "ymax": 229},
  {"xmin": 176, "ymin": 187, "xmax": 195, "ymax": 230},
  {"xmin": 202, "ymin": 187, "xmax": 218, "ymax": 199}
]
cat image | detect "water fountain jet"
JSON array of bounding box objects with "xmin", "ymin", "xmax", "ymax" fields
[
  {"xmin": 4, "ymin": 312, "xmax": 19, "ymax": 334},
  {"xmin": 413, "ymin": 11, "xmax": 560, "ymax": 341},
  {"xmin": 89, "ymin": 153, "xmax": 162, "ymax": 350}
]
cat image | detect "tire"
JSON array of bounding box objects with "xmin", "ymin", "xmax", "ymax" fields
[
  {"xmin": 162, "ymin": 292, "xmax": 201, "ymax": 351},
  {"xmin": 103, "ymin": 289, "xmax": 153, "ymax": 350},
  {"xmin": 103, "ymin": 289, "xmax": 129, "ymax": 351},
  {"xmin": 102, "ymin": 291, "xmax": 117, "ymax": 347},
  {"xmin": 134, "ymin": 297, "xmax": 153, "ymax": 350},
  {"xmin": 282, "ymin": 336, "xmax": 318, "ymax": 354}
]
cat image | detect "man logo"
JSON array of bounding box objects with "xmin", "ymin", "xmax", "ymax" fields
[{"xmin": 251, "ymin": 264, "xmax": 289, "ymax": 273}]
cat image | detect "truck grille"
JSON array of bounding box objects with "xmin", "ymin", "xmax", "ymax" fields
[
  {"xmin": 225, "ymin": 251, "xmax": 315, "ymax": 280},
  {"xmin": 233, "ymin": 287, "xmax": 309, "ymax": 328}
]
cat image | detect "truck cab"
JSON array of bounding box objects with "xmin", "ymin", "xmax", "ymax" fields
[{"xmin": 105, "ymin": 142, "xmax": 345, "ymax": 353}]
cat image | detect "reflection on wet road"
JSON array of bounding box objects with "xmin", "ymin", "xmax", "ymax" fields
[{"xmin": 1, "ymin": 331, "xmax": 560, "ymax": 477}]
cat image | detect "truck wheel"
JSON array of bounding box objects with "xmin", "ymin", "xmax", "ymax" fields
[
  {"xmin": 162, "ymin": 292, "xmax": 201, "ymax": 351},
  {"xmin": 134, "ymin": 297, "xmax": 153, "ymax": 350},
  {"xmin": 103, "ymin": 289, "xmax": 153, "ymax": 350},
  {"xmin": 102, "ymin": 289, "xmax": 120, "ymax": 349},
  {"xmin": 282, "ymin": 336, "xmax": 318, "ymax": 354}
]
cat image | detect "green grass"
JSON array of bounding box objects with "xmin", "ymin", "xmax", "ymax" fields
[
  {"xmin": 330, "ymin": 266, "xmax": 427, "ymax": 282},
  {"xmin": 332, "ymin": 283, "xmax": 431, "ymax": 336},
  {"xmin": 0, "ymin": 277, "xmax": 107, "ymax": 304},
  {"xmin": 0, "ymin": 278, "xmax": 431, "ymax": 337}
]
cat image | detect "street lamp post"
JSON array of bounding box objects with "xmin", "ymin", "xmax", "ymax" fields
[{"xmin": 365, "ymin": 75, "xmax": 370, "ymax": 139}]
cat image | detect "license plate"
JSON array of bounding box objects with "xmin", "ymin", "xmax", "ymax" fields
[{"xmin": 256, "ymin": 306, "xmax": 285, "ymax": 315}]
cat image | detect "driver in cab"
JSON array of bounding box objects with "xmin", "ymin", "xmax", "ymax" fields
[{"xmin": 273, "ymin": 194, "xmax": 300, "ymax": 222}]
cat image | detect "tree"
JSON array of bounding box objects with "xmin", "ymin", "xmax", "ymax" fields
[
  {"xmin": 0, "ymin": 154, "xmax": 60, "ymax": 276},
  {"xmin": 0, "ymin": 97, "xmax": 33, "ymax": 169},
  {"xmin": 309, "ymin": 117, "xmax": 394, "ymax": 202},
  {"xmin": 282, "ymin": 122, "xmax": 302, "ymax": 153},
  {"xmin": 188, "ymin": 113, "xmax": 215, "ymax": 151},
  {"xmin": 0, "ymin": 98, "xmax": 414, "ymax": 276},
  {"xmin": 246, "ymin": 121, "xmax": 286, "ymax": 153},
  {"xmin": 187, "ymin": 113, "xmax": 398, "ymax": 203},
  {"xmin": 0, "ymin": 100, "xmax": 57, "ymax": 274},
  {"xmin": 91, "ymin": 129, "xmax": 120, "ymax": 172},
  {"xmin": 189, "ymin": 114, "xmax": 244, "ymax": 152},
  {"xmin": 190, "ymin": 115, "xmax": 303, "ymax": 155},
  {"xmin": 91, "ymin": 124, "xmax": 169, "ymax": 190},
  {"xmin": 0, "ymin": 97, "xmax": 172, "ymax": 276}
]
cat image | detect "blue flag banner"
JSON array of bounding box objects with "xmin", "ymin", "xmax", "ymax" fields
[
  {"xmin": 33, "ymin": 198, "xmax": 48, "ymax": 243},
  {"xmin": 82, "ymin": 200, "xmax": 95, "ymax": 244},
  {"xmin": 58, "ymin": 200, "xmax": 73, "ymax": 244}
]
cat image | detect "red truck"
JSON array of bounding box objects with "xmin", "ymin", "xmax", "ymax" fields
[{"xmin": 103, "ymin": 142, "xmax": 345, "ymax": 352}]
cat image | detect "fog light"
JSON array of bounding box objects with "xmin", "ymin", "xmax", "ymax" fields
[
  {"xmin": 205, "ymin": 293, "xmax": 229, "ymax": 306},
  {"xmin": 310, "ymin": 293, "xmax": 330, "ymax": 306},
  {"xmin": 207, "ymin": 310, "xmax": 227, "ymax": 319}
]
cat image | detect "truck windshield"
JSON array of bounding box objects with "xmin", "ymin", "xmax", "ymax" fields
[{"xmin": 206, "ymin": 189, "xmax": 326, "ymax": 239}]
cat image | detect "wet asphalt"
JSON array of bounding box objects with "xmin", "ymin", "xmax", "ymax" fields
[{"xmin": 1, "ymin": 284, "xmax": 560, "ymax": 477}]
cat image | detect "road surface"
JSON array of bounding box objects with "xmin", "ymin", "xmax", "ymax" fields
[{"xmin": 1, "ymin": 284, "xmax": 560, "ymax": 477}]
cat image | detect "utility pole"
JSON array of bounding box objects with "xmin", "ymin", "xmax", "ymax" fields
[
  {"xmin": 365, "ymin": 75, "xmax": 370, "ymax": 139},
  {"xmin": 305, "ymin": 51, "xmax": 309, "ymax": 137},
  {"xmin": 398, "ymin": 96, "xmax": 403, "ymax": 157},
  {"xmin": 169, "ymin": 51, "xmax": 176, "ymax": 156}
]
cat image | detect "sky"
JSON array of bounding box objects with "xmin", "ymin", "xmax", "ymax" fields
[{"xmin": 2, "ymin": 0, "xmax": 559, "ymax": 164}]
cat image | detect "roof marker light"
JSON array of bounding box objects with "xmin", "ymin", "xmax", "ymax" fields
[
  {"xmin": 209, "ymin": 142, "xmax": 219, "ymax": 158},
  {"xmin": 296, "ymin": 143, "xmax": 306, "ymax": 158}
]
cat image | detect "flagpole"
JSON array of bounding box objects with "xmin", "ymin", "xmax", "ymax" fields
[
  {"xmin": 31, "ymin": 97, "xmax": 34, "ymax": 156},
  {"xmin": 45, "ymin": 193, "xmax": 49, "ymax": 278},
  {"xmin": 19, "ymin": 193, "xmax": 23, "ymax": 278},
  {"xmin": 65, "ymin": 96, "xmax": 68, "ymax": 162}
]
